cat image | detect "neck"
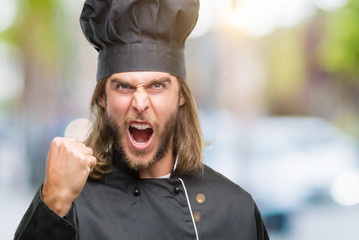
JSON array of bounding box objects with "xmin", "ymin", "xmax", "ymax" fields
[
  {"xmin": 139, "ymin": 160, "xmax": 174, "ymax": 179},
  {"xmin": 139, "ymin": 148, "xmax": 175, "ymax": 179}
]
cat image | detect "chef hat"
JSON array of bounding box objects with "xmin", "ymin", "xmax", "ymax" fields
[{"xmin": 80, "ymin": 0, "xmax": 200, "ymax": 81}]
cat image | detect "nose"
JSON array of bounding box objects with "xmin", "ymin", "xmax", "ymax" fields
[{"xmin": 132, "ymin": 89, "xmax": 150, "ymax": 113}]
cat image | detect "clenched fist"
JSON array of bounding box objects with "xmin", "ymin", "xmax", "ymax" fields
[{"xmin": 42, "ymin": 137, "xmax": 96, "ymax": 217}]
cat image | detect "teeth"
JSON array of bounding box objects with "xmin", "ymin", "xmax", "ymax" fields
[
  {"xmin": 131, "ymin": 123, "xmax": 151, "ymax": 130},
  {"xmin": 133, "ymin": 140, "xmax": 146, "ymax": 145}
]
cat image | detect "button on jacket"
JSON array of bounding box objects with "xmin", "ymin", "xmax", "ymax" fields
[{"xmin": 15, "ymin": 153, "xmax": 269, "ymax": 240}]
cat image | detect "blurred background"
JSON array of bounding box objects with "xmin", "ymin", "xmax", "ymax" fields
[{"xmin": 1, "ymin": 0, "xmax": 359, "ymax": 239}]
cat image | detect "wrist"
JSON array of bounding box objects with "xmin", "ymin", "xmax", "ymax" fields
[{"xmin": 42, "ymin": 185, "xmax": 73, "ymax": 217}]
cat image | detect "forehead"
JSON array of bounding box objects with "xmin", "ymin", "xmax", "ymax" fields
[{"xmin": 107, "ymin": 71, "xmax": 178, "ymax": 85}]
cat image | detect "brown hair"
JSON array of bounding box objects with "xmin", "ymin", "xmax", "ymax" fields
[{"xmin": 85, "ymin": 77, "xmax": 204, "ymax": 179}]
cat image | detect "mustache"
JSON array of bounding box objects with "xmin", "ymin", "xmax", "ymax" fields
[{"xmin": 124, "ymin": 113, "xmax": 158, "ymax": 127}]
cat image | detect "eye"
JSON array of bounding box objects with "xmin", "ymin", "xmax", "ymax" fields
[
  {"xmin": 118, "ymin": 83, "xmax": 129, "ymax": 90},
  {"xmin": 153, "ymin": 83, "xmax": 163, "ymax": 89}
]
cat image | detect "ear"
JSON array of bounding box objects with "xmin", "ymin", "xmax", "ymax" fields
[
  {"xmin": 98, "ymin": 95, "xmax": 106, "ymax": 109},
  {"xmin": 179, "ymin": 92, "xmax": 186, "ymax": 107}
]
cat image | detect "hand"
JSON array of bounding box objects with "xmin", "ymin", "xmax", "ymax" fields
[{"xmin": 42, "ymin": 137, "xmax": 96, "ymax": 217}]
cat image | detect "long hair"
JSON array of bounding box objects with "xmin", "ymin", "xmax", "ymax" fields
[{"xmin": 86, "ymin": 77, "xmax": 204, "ymax": 179}]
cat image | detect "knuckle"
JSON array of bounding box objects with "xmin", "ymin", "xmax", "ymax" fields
[
  {"xmin": 91, "ymin": 156, "xmax": 97, "ymax": 165},
  {"xmin": 51, "ymin": 137, "xmax": 61, "ymax": 146},
  {"xmin": 86, "ymin": 147, "xmax": 94, "ymax": 155},
  {"xmin": 51, "ymin": 137, "xmax": 65, "ymax": 149},
  {"xmin": 79, "ymin": 154, "xmax": 94, "ymax": 166},
  {"xmin": 62, "ymin": 141, "xmax": 72, "ymax": 151},
  {"xmin": 78, "ymin": 154, "xmax": 87, "ymax": 163}
]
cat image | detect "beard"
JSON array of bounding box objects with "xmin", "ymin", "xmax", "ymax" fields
[{"xmin": 104, "ymin": 109, "xmax": 179, "ymax": 171}]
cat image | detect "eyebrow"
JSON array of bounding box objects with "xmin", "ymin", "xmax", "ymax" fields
[
  {"xmin": 149, "ymin": 77, "xmax": 172, "ymax": 85},
  {"xmin": 109, "ymin": 77, "xmax": 172, "ymax": 87},
  {"xmin": 109, "ymin": 78, "xmax": 129, "ymax": 85}
]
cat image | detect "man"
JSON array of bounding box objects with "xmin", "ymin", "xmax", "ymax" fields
[{"xmin": 15, "ymin": 0, "xmax": 269, "ymax": 239}]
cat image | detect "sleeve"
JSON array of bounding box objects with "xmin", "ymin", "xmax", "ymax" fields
[
  {"xmin": 14, "ymin": 186, "xmax": 76, "ymax": 240},
  {"xmin": 254, "ymin": 202, "xmax": 270, "ymax": 240}
]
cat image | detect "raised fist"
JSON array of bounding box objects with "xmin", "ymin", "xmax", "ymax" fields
[{"xmin": 42, "ymin": 137, "xmax": 96, "ymax": 217}]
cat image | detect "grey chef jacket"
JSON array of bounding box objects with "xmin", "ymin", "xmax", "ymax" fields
[{"xmin": 15, "ymin": 152, "xmax": 269, "ymax": 240}]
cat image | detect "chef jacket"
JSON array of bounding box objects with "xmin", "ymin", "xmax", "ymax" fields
[{"xmin": 15, "ymin": 152, "xmax": 269, "ymax": 240}]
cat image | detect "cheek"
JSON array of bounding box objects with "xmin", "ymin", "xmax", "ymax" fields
[
  {"xmin": 150, "ymin": 94, "xmax": 179, "ymax": 118},
  {"xmin": 106, "ymin": 95, "xmax": 132, "ymax": 117}
]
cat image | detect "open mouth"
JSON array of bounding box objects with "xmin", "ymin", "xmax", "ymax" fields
[{"xmin": 129, "ymin": 122, "xmax": 154, "ymax": 146}]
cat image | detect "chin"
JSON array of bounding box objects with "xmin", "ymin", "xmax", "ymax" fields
[
  {"xmin": 123, "ymin": 150, "xmax": 158, "ymax": 171},
  {"xmin": 126, "ymin": 157, "xmax": 155, "ymax": 171}
]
